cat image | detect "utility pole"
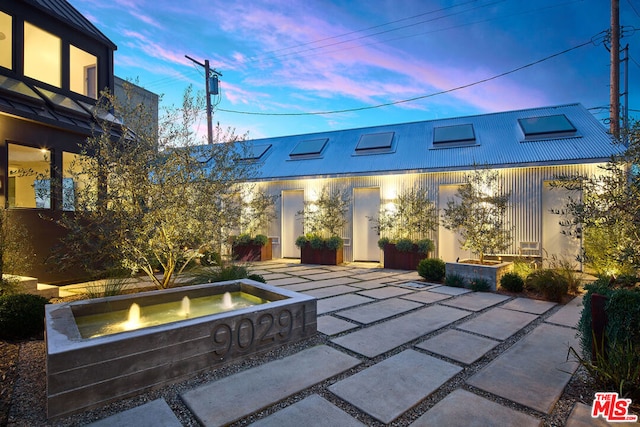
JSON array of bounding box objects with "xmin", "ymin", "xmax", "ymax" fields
[
  {"xmin": 610, "ymin": 0, "xmax": 620, "ymax": 140},
  {"xmin": 185, "ymin": 55, "xmax": 222, "ymax": 145}
]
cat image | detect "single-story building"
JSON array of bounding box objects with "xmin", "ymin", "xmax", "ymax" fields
[{"xmin": 238, "ymin": 103, "xmax": 623, "ymax": 268}]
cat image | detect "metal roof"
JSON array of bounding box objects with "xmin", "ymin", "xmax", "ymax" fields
[
  {"xmin": 25, "ymin": 0, "xmax": 116, "ymax": 49},
  {"xmin": 241, "ymin": 104, "xmax": 623, "ymax": 181}
]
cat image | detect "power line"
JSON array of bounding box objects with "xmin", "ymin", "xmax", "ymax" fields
[{"xmin": 217, "ymin": 40, "xmax": 595, "ymax": 117}]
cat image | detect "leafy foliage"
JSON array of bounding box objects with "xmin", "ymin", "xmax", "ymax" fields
[
  {"xmin": 500, "ymin": 272, "xmax": 524, "ymax": 292},
  {"xmin": 444, "ymin": 273, "xmax": 467, "ymax": 288},
  {"xmin": 185, "ymin": 264, "xmax": 250, "ymax": 285},
  {"xmin": 295, "ymin": 233, "xmax": 343, "ymax": 250},
  {"xmin": 370, "ymin": 188, "xmax": 437, "ymax": 241},
  {"xmin": 247, "ymin": 274, "xmax": 266, "ymax": 283},
  {"xmin": 575, "ymin": 282, "xmax": 640, "ymax": 400},
  {"xmin": 0, "ymin": 209, "xmax": 34, "ymax": 282},
  {"xmin": 469, "ymin": 277, "xmax": 491, "ymax": 292},
  {"xmin": 525, "ymin": 269, "xmax": 569, "ymax": 302},
  {"xmin": 0, "ymin": 294, "xmax": 48, "ymax": 340},
  {"xmin": 442, "ymin": 166, "xmax": 512, "ymax": 264},
  {"xmin": 49, "ymin": 84, "xmax": 254, "ymax": 289},
  {"xmin": 395, "ymin": 238, "xmax": 414, "ymax": 252},
  {"xmin": 551, "ymin": 121, "xmax": 640, "ymax": 275},
  {"xmin": 417, "ymin": 258, "xmax": 446, "ymax": 282},
  {"xmin": 299, "ymin": 186, "xmax": 350, "ymax": 237}
]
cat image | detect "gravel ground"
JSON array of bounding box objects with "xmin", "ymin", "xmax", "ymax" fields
[{"xmin": 1, "ymin": 321, "xmax": 605, "ymax": 427}]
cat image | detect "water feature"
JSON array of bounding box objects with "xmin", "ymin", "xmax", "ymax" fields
[
  {"xmin": 74, "ymin": 290, "xmax": 266, "ymax": 338},
  {"xmin": 45, "ymin": 280, "xmax": 317, "ymax": 419}
]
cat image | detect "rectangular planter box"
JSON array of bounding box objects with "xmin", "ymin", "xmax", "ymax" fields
[
  {"xmin": 232, "ymin": 239, "xmax": 273, "ymax": 261},
  {"xmin": 45, "ymin": 280, "xmax": 316, "ymax": 419},
  {"xmin": 300, "ymin": 244, "xmax": 343, "ymax": 265},
  {"xmin": 383, "ymin": 243, "xmax": 427, "ymax": 270},
  {"xmin": 445, "ymin": 260, "xmax": 513, "ymax": 291}
]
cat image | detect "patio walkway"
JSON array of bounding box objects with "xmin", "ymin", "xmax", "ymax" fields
[{"xmin": 88, "ymin": 260, "xmax": 637, "ymax": 427}]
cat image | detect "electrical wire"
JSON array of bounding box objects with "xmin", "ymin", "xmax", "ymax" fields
[{"xmin": 216, "ymin": 40, "xmax": 595, "ymax": 116}]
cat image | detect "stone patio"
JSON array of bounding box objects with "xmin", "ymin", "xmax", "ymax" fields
[{"xmin": 82, "ymin": 260, "xmax": 638, "ymax": 426}]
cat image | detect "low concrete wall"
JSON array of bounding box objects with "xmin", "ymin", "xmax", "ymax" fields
[
  {"xmin": 45, "ymin": 280, "xmax": 317, "ymax": 419},
  {"xmin": 445, "ymin": 261, "xmax": 513, "ymax": 291}
]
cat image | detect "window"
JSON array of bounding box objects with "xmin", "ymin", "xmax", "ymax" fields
[
  {"xmin": 63, "ymin": 152, "xmax": 97, "ymax": 211},
  {"xmin": 355, "ymin": 132, "xmax": 395, "ymax": 153},
  {"xmin": 290, "ymin": 138, "xmax": 328, "ymax": 158},
  {"xmin": 70, "ymin": 45, "xmax": 98, "ymax": 98},
  {"xmin": 0, "ymin": 12, "xmax": 11, "ymax": 70},
  {"xmin": 433, "ymin": 124, "xmax": 476, "ymax": 147},
  {"xmin": 8, "ymin": 144, "xmax": 51, "ymax": 208},
  {"xmin": 518, "ymin": 114, "xmax": 577, "ymax": 139},
  {"xmin": 239, "ymin": 144, "xmax": 271, "ymax": 161},
  {"xmin": 24, "ymin": 22, "xmax": 61, "ymax": 87}
]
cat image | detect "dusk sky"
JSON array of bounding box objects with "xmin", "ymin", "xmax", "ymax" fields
[{"xmin": 69, "ymin": 0, "xmax": 640, "ymax": 140}]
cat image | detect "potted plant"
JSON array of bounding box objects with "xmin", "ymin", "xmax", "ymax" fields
[
  {"xmin": 295, "ymin": 186, "xmax": 350, "ymax": 265},
  {"xmin": 231, "ymin": 188, "xmax": 278, "ymax": 261},
  {"xmin": 441, "ymin": 165, "xmax": 513, "ymax": 290},
  {"xmin": 370, "ymin": 188, "xmax": 438, "ymax": 270}
]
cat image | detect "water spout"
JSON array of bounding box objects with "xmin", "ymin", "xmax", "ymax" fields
[
  {"xmin": 124, "ymin": 303, "xmax": 141, "ymax": 330},
  {"xmin": 181, "ymin": 296, "xmax": 191, "ymax": 318},
  {"xmin": 222, "ymin": 292, "xmax": 234, "ymax": 310}
]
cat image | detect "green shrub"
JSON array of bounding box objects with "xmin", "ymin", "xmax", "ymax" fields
[
  {"xmin": 0, "ymin": 277, "xmax": 21, "ymax": 296},
  {"xmin": 86, "ymin": 275, "xmax": 130, "ymax": 299},
  {"xmin": 525, "ymin": 269, "xmax": 568, "ymax": 302},
  {"xmin": 395, "ymin": 238, "xmax": 414, "ymax": 252},
  {"xmin": 199, "ymin": 248, "xmax": 221, "ymax": 267},
  {"xmin": 500, "ymin": 272, "xmax": 524, "ymax": 292},
  {"xmin": 186, "ymin": 265, "xmax": 249, "ymax": 285},
  {"xmin": 0, "ymin": 293, "xmax": 49, "ymax": 340},
  {"xmin": 309, "ymin": 234, "xmax": 325, "ymax": 250},
  {"xmin": 417, "ymin": 258, "xmax": 445, "ymax": 282},
  {"xmin": 295, "ymin": 234, "xmax": 310, "ymax": 248},
  {"xmin": 416, "ymin": 239, "xmax": 435, "ymax": 254},
  {"xmin": 377, "ymin": 237, "xmax": 390, "ymax": 250},
  {"xmin": 247, "ymin": 273, "xmax": 266, "ymax": 283},
  {"xmin": 469, "ymin": 277, "xmax": 491, "ymax": 292},
  {"xmin": 575, "ymin": 283, "xmax": 640, "ymax": 400},
  {"xmin": 233, "ymin": 233, "xmax": 253, "ymax": 245},
  {"xmin": 295, "ymin": 233, "xmax": 343, "ymax": 250},
  {"xmin": 252, "ymin": 234, "xmax": 269, "ymax": 246},
  {"xmin": 326, "ymin": 235, "xmax": 344, "ymax": 250},
  {"xmin": 512, "ymin": 257, "xmax": 536, "ymax": 279},
  {"xmin": 445, "ymin": 273, "xmax": 466, "ymax": 288}
]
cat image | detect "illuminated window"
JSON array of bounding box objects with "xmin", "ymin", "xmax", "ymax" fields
[
  {"xmin": 63, "ymin": 152, "xmax": 97, "ymax": 211},
  {"xmin": 24, "ymin": 22, "xmax": 61, "ymax": 87},
  {"xmin": 0, "ymin": 12, "xmax": 11, "ymax": 70},
  {"xmin": 70, "ymin": 45, "xmax": 97, "ymax": 98},
  {"xmin": 8, "ymin": 144, "xmax": 51, "ymax": 208}
]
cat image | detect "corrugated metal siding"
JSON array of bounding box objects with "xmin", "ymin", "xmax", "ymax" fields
[{"xmin": 256, "ymin": 163, "xmax": 606, "ymax": 262}]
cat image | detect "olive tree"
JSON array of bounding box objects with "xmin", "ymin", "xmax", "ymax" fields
[
  {"xmin": 53, "ymin": 84, "xmax": 255, "ymax": 289},
  {"xmin": 442, "ymin": 166, "xmax": 512, "ymax": 264},
  {"xmin": 552, "ymin": 121, "xmax": 640, "ymax": 276}
]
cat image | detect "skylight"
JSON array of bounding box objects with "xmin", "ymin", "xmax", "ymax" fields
[
  {"xmin": 240, "ymin": 144, "xmax": 271, "ymax": 161},
  {"xmin": 433, "ymin": 124, "xmax": 475, "ymax": 146},
  {"xmin": 518, "ymin": 114, "xmax": 577, "ymax": 139},
  {"xmin": 290, "ymin": 138, "xmax": 328, "ymax": 157},
  {"xmin": 35, "ymin": 86, "xmax": 89, "ymax": 117},
  {"xmin": 0, "ymin": 75, "xmax": 44, "ymax": 106},
  {"xmin": 355, "ymin": 132, "xmax": 394, "ymax": 153}
]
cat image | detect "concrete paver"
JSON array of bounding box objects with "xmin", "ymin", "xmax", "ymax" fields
[
  {"xmin": 468, "ymin": 323, "xmax": 580, "ymax": 413},
  {"xmin": 440, "ymin": 292, "xmax": 509, "ymax": 311},
  {"xmin": 457, "ymin": 307, "xmax": 538, "ymax": 340},
  {"xmin": 317, "ymin": 294, "xmax": 374, "ymax": 314},
  {"xmin": 429, "ymin": 286, "xmax": 472, "ymax": 296},
  {"xmin": 566, "ymin": 402, "xmax": 640, "ymax": 427},
  {"xmin": 401, "ymin": 291, "xmax": 452, "ymax": 304},
  {"xmin": 300, "ymin": 271, "xmax": 355, "ymax": 280},
  {"xmin": 317, "ymin": 315, "xmax": 359, "ymax": 335},
  {"xmin": 267, "ymin": 277, "xmax": 309, "ymax": 286},
  {"xmin": 181, "ymin": 345, "xmax": 360, "ymax": 426},
  {"xmin": 348, "ymin": 280, "xmax": 388, "ymax": 290},
  {"xmin": 332, "ymin": 305, "xmax": 471, "ymax": 358},
  {"xmin": 410, "ymin": 389, "xmax": 541, "ymax": 427},
  {"xmin": 356, "ymin": 286, "xmax": 415, "ymax": 299},
  {"xmin": 546, "ymin": 295, "xmax": 584, "ymax": 328},
  {"xmin": 501, "ymin": 297, "xmax": 556, "ymax": 314},
  {"xmin": 87, "ymin": 399, "xmax": 181, "ymax": 427},
  {"xmin": 304, "ymin": 285, "xmax": 362, "ymax": 299},
  {"xmin": 282, "ymin": 277, "xmax": 354, "ymax": 292},
  {"xmin": 261, "ymin": 272, "xmax": 292, "ymax": 280},
  {"xmin": 248, "ymin": 395, "xmax": 366, "ymax": 427},
  {"xmin": 353, "ymin": 271, "xmax": 398, "ymax": 281},
  {"xmin": 329, "ymin": 350, "xmax": 462, "ymax": 424},
  {"xmin": 336, "ymin": 298, "xmax": 422, "ymax": 324},
  {"xmin": 417, "ymin": 329, "xmax": 500, "ymax": 364}
]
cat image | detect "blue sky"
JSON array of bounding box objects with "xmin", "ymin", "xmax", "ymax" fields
[{"xmin": 70, "ymin": 0, "xmax": 639, "ymax": 140}]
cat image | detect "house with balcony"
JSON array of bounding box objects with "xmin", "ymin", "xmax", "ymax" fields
[
  {"xmin": 238, "ymin": 103, "xmax": 623, "ymax": 269},
  {"xmin": 0, "ymin": 0, "xmax": 157, "ymax": 283}
]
